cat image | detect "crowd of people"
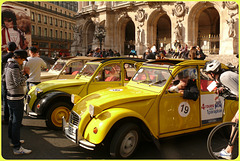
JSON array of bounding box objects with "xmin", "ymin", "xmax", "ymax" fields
[
  {"xmin": 171, "ymin": 41, "xmax": 206, "ymax": 60},
  {"xmin": 2, "ymin": 42, "xmax": 46, "ymax": 155},
  {"xmin": 86, "ymin": 48, "xmax": 120, "ymax": 58},
  {"xmin": 82, "ymin": 42, "xmax": 207, "ymax": 61}
]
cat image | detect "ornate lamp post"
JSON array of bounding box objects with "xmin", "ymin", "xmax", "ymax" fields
[{"xmin": 94, "ymin": 25, "xmax": 106, "ymax": 51}]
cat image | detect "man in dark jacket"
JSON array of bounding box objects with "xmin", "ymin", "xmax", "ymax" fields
[
  {"xmin": 169, "ymin": 69, "xmax": 199, "ymax": 101},
  {"xmin": 5, "ymin": 49, "xmax": 32, "ymax": 155},
  {"xmin": 2, "ymin": 42, "xmax": 16, "ymax": 124}
]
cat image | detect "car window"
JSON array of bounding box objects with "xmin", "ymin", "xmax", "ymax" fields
[
  {"xmin": 132, "ymin": 67, "xmax": 170, "ymax": 87},
  {"xmin": 80, "ymin": 64, "xmax": 99, "ymax": 76},
  {"xmin": 63, "ymin": 61, "xmax": 84, "ymax": 75},
  {"xmin": 124, "ymin": 63, "xmax": 135, "ymax": 81},
  {"xmin": 168, "ymin": 68, "xmax": 198, "ymax": 89},
  {"xmin": 52, "ymin": 62, "xmax": 66, "ymax": 71},
  {"xmin": 96, "ymin": 63, "xmax": 121, "ymax": 82},
  {"xmin": 200, "ymin": 68, "xmax": 213, "ymax": 92}
]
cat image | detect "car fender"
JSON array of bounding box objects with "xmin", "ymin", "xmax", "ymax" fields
[
  {"xmin": 33, "ymin": 91, "xmax": 72, "ymax": 116},
  {"xmin": 83, "ymin": 108, "xmax": 156, "ymax": 144}
]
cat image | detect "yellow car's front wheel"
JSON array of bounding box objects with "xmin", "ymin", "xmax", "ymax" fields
[
  {"xmin": 46, "ymin": 102, "xmax": 72, "ymax": 130},
  {"xmin": 110, "ymin": 123, "xmax": 140, "ymax": 158}
]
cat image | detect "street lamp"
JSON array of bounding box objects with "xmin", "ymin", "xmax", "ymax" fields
[{"xmin": 94, "ymin": 25, "xmax": 106, "ymax": 51}]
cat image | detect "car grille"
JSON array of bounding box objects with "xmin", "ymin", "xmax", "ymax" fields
[{"xmin": 69, "ymin": 111, "xmax": 80, "ymax": 126}]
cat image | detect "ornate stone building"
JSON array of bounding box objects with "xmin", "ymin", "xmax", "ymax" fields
[{"xmin": 73, "ymin": 1, "xmax": 238, "ymax": 59}]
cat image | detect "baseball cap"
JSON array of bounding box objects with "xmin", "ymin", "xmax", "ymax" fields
[
  {"xmin": 7, "ymin": 42, "xmax": 17, "ymax": 51},
  {"xmin": 14, "ymin": 49, "xmax": 28, "ymax": 61}
]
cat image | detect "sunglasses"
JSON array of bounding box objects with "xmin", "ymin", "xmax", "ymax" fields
[{"xmin": 4, "ymin": 18, "xmax": 13, "ymax": 22}]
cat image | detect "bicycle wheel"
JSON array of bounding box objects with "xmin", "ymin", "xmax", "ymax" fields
[{"xmin": 207, "ymin": 122, "xmax": 238, "ymax": 159}]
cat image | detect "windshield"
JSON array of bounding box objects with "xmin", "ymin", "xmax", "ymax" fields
[
  {"xmin": 132, "ymin": 67, "xmax": 171, "ymax": 87},
  {"xmin": 51, "ymin": 61, "xmax": 66, "ymax": 71},
  {"xmin": 80, "ymin": 64, "xmax": 99, "ymax": 76}
]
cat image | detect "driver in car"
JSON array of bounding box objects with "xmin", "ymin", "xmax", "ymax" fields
[{"xmin": 169, "ymin": 69, "xmax": 199, "ymax": 101}]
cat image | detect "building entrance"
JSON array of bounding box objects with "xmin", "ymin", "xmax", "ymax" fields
[
  {"xmin": 124, "ymin": 20, "xmax": 135, "ymax": 55},
  {"xmin": 156, "ymin": 14, "xmax": 171, "ymax": 51},
  {"xmin": 197, "ymin": 7, "xmax": 220, "ymax": 54}
]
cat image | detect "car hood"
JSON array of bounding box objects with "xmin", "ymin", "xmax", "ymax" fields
[
  {"xmin": 40, "ymin": 71, "xmax": 59, "ymax": 78},
  {"xmin": 36, "ymin": 79, "xmax": 87, "ymax": 91},
  {"xmin": 73, "ymin": 86, "xmax": 158, "ymax": 114}
]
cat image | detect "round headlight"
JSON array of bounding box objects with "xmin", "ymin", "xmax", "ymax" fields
[
  {"xmin": 89, "ymin": 104, "xmax": 94, "ymax": 118},
  {"xmin": 71, "ymin": 94, "xmax": 81, "ymax": 104},
  {"xmin": 35, "ymin": 88, "xmax": 43, "ymax": 96}
]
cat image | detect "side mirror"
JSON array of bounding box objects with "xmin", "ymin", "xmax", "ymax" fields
[
  {"xmin": 95, "ymin": 76, "xmax": 100, "ymax": 81},
  {"xmin": 62, "ymin": 70, "xmax": 66, "ymax": 74}
]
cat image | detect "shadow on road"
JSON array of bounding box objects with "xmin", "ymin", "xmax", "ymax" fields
[{"xmin": 2, "ymin": 114, "xmax": 213, "ymax": 159}]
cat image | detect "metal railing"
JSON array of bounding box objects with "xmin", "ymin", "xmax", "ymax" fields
[{"xmin": 198, "ymin": 35, "xmax": 220, "ymax": 54}]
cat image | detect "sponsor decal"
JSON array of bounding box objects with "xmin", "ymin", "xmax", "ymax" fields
[{"xmin": 201, "ymin": 94, "xmax": 224, "ymax": 124}]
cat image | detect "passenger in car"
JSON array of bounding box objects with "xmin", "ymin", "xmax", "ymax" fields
[
  {"xmin": 105, "ymin": 68, "xmax": 119, "ymax": 81},
  {"xmin": 169, "ymin": 69, "xmax": 199, "ymax": 101}
]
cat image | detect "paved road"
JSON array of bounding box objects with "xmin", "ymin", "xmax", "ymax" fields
[{"xmin": 1, "ymin": 113, "xmax": 213, "ymax": 159}]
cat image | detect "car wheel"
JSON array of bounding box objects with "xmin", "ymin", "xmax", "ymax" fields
[
  {"xmin": 110, "ymin": 123, "xmax": 140, "ymax": 158},
  {"xmin": 46, "ymin": 102, "xmax": 72, "ymax": 130}
]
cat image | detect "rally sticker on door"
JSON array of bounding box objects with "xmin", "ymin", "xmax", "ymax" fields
[
  {"xmin": 178, "ymin": 102, "xmax": 190, "ymax": 117},
  {"xmin": 109, "ymin": 89, "xmax": 123, "ymax": 92}
]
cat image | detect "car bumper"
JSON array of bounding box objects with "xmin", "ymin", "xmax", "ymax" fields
[
  {"xmin": 62, "ymin": 117, "xmax": 96, "ymax": 151},
  {"xmin": 24, "ymin": 95, "xmax": 44, "ymax": 119}
]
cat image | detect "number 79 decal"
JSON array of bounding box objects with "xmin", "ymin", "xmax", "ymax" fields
[{"xmin": 178, "ymin": 102, "xmax": 190, "ymax": 117}]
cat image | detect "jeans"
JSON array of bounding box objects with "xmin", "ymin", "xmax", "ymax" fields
[
  {"xmin": 1, "ymin": 81, "xmax": 9, "ymax": 121},
  {"xmin": 8, "ymin": 99, "xmax": 24, "ymax": 149}
]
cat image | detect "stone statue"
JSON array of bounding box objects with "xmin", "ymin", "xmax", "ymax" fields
[
  {"xmin": 226, "ymin": 17, "xmax": 236, "ymax": 37},
  {"xmin": 71, "ymin": 25, "xmax": 82, "ymax": 46},
  {"xmin": 72, "ymin": 25, "xmax": 79, "ymax": 33},
  {"xmin": 174, "ymin": 21, "xmax": 182, "ymax": 42},
  {"xmin": 137, "ymin": 26, "xmax": 144, "ymax": 44},
  {"xmin": 137, "ymin": 26, "xmax": 141, "ymax": 43}
]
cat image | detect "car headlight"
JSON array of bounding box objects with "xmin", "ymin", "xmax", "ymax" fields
[
  {"xmin": 71, "ymin": 94, "xmax": 81, "ymax": 104},
  {"xmin": 89, "ymin": 104, "xmax": 95, "ymax": 118},
  {"xmin": 89, "ymin": 104, "xmax": 101, "ymax": 118},
  {"xmin": 35, "ymin": 88, "xmax": 43, "ymax": 96}
]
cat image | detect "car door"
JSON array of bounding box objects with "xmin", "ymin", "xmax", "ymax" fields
[
  {"xmin": 87, "ymin": 62, "xmax": 123, "ymax": 94},
  {"xmin": 159, "ymin": 67, "xmax": 200, "ymax": 134}
]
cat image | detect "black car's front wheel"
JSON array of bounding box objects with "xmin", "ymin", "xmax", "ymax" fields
[
  {"xmin": 110, "ymin": 123, "xmax": 140, "ymax": 158},
  {"xmin": 45, "ymin": 102, "xmax": 72, "ymax": 130}
]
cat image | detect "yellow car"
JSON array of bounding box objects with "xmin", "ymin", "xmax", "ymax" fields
[
  {"xmin": 40, "ymin": 56, "xmax": 97, "ymax": 82},
  {"xmin": 26, "ymin": 58, "xmax": 146, "ymax": 130},
  {"xmin": 63, "ymin": 60, "xmax": 238, "ymax": 158}
]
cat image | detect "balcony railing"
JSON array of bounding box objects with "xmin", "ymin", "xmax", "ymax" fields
[{"xmin": 18, "ymin": 2, "xmax": 75, "ymax": 20}]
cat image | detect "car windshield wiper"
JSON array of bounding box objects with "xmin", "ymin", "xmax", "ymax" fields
[
  {"xmin": 149, "ymin": 79, "xmax": 166, "ymax": 86},
  {"xmin": 137, "ymin": 80, "xmax": 152, "ymax": 84}
]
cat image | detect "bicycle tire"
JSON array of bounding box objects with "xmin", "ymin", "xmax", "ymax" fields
[{"xmin": 207, "ymin": 122, "xmax": 238, "ymax": 159}]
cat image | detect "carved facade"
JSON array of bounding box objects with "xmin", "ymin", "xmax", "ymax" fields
[{"xmin": 73, "ymin": 1, "xmax": 239, "ymax": 56}]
